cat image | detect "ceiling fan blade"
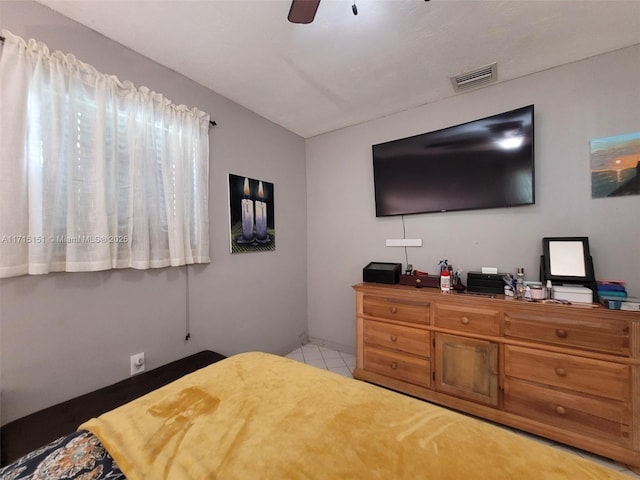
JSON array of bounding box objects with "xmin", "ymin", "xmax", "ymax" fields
[{"xmin": 288, "ymin": 0, "xmax": 321, "ymax": 24}]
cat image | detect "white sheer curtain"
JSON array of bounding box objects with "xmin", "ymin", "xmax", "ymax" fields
[{"xmin": 0, "ymin": 30, "xmax": 210, "ymax": 278}]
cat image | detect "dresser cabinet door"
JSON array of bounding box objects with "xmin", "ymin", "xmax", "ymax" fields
[{"xmin": 434, "ymin": 333, "xmax": 499, "ymax": 406}]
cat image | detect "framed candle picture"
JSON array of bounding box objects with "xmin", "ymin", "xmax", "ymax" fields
[{"xmin": 228, "ymin": 174, "xmax": 275, "ymax": 253}]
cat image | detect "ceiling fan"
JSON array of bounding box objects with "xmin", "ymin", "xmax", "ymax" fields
[
  {"xmin": 287, "ymin": 0, "xmax": 359, "ymax": 24},
  {"xmin": 287, "ymin": 0, "xmax": 322, "ymax": 24},
  {"xmin": 288, "ymin": 0, "xmax": 428, "ymax": 24}
]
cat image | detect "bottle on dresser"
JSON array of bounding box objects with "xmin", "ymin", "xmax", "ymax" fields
[
  {"xmin": 546, "ymin": 280, "xmax": 553, "ymax": 300},
  {"xmin": 440, "ymin": 269, "xmax": 451, "ymax": 293},
  {"xmin": 439, "ymin": 259, "xmax": 451, "ymax": 293},
  {"xmin": 515, "ymin": 267, "xmax": 525, "ymax": 299}
]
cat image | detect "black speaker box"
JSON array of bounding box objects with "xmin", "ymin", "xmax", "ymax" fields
[
  {"xmin": 363, "ymin": 262, "xmax": 402, "ymax": 285},
  {"xmin": 466, "ymin": 271, "xmax": 506, "ymax": 295}
]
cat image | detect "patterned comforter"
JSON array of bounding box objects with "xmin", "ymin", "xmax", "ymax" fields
[{"xmin": 0, "ymin": 430, "xmax": 124, "ymax": 480}]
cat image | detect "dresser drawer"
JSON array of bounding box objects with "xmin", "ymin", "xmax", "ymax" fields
[
  {"xmin": 363, "ymin": 346, "xmax": 430, "ymax": 388},
  {"xmin": 504, "ymin": 345, "xmax": 629, "ymax": 401},
  {"xmin": 504, "ymin": 312, "xmax": 629, "ymax": 356},
  {"xmin": 504, "ymin": 378, "xmax": 630, "ymax": 446},
  {"xmin": 364, "ymin": 320, "xmax": 430, "ymax": 357},
  {"xmin": 433, "ymin": 303, "xmax": 501, "ymax": 336},
  {"xmin": 363, "ymin": 295, "xmax": 429, "ymax": 325}
]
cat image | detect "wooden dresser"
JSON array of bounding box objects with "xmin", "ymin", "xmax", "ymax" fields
[{"xmin": 353, "ymin": 282, "xmax": 640, "ymax": 471}]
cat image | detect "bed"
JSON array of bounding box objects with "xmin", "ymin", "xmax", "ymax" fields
[
  {"xmin": 0, "ymin": 350, "xmax": 226, "ymax": 467},
  {"xmin": 0, "ymin": 352, "xmax": 631, "ymax": 479}
]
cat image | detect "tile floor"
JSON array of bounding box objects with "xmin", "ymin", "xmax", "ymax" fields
[
  {"xmin": 285, "ymin": 343, "xmax": 355, "ymax": 378},
  {"xmin": 285, "ymin": 343, "xmax": 640, "ymax": 479}
]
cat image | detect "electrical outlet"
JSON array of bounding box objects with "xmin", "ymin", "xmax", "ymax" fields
[{"xmin": 130, "ymin": 352, "xmax": 145, "ymax": 376}]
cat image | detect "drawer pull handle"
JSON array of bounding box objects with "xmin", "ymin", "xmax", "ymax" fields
[
  {"xmin": 489, "ymin": 368, "xmax": 498, "ymax": 376},
  {"xmin": 555, "ymin": 405, "xmax": 566, "ymax": 416},
  {"xmin": 460, "ymin": 316, "xmax": 470, "ymax": 325},
  {"xmin": 390, "ymin": 335, "xmax": 398, "ymax": 342},
  {"xmin": 390, "ymin": 362, "xmax": 398, "ymax": 370},
  {"xmin": 555, "ymin": 329, "xmax": 567, "ymax": 338},
  {"xmin": 390, "ymin": 306, "xmax": 398, "ymax": 314},
  {"xmin": 555, "ymin": 367, "xmax": 567, "ymax": 377}
]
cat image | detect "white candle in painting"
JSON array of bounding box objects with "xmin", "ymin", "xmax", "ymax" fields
[
  {"xmin": 255, "ymin": 181, "xmax": 268, "ymax": 240},
  {"xmin": 241, "ymin": 177, "xmax": 254, "ymax": 240}
]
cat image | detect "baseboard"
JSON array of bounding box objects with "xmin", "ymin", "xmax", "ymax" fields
[
  {"xmin": 277, "ymin": 340, "xmax": 305, "ymax": 356},
  {"xmin": 277, "ymin": 332, "xmax": 310, "ymax": 356}
]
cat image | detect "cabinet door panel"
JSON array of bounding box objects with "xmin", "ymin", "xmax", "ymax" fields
[{"xmin": 434, "ymin": 333, "xmax": 498, "ymax": 406}]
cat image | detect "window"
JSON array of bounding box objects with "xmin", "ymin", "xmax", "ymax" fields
[{"xmin": 0, "ymin": 30, "xmax": 210, "ymax": 278}]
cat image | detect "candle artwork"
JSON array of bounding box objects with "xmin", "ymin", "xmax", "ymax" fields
[
  {"xmin": 255, "ymin": 181, "xmax": 269, "ymax": 242},
  {"xmin": 229, "ymin": 173, "xmax": 275, "ymax": 253},
  {"xmin": 241, "ymin": 177, "xmax": 254, "ymax": 241}
]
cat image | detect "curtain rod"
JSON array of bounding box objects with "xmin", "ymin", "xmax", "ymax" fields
[{"xmin": 0, "ymin": 35, "xmax": 217, "ymax": 127}]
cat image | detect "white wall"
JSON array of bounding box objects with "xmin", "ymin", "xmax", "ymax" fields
[
  {"xmin": 0, "ymin": 1, "xmax": 307, "ymax": 423},
  {"xmin": 306, "ymin": 44, "xmax": 640, "ymax": 352}
]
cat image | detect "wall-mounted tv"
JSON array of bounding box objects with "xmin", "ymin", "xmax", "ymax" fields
[{"xmin": 372, "ymin": 105, "xmax": 535, "ymax": 217}]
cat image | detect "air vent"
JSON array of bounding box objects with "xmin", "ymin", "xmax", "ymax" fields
[{"xmin": 451, "ymin": 62, "xmax": 498, "ymax": 92}]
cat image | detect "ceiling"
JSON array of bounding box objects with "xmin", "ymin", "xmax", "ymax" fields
[{"xmin": 36, "ymin": 0, "xmax": 640, "ymax": 138}]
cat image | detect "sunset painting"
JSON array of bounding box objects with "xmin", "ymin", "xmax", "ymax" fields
[{"xmin": 590, "ymin": 132, "xmax": 640, "ymax": 198}]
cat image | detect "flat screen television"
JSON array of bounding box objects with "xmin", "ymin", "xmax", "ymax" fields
[{"xmin": 372, "ymin": 105, "xmax": 535, "ymax": 217}]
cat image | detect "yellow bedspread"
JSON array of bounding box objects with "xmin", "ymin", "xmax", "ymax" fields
[{"xmin": 81, "ymin": 352, "xmax": 628, "ymax": 479}]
